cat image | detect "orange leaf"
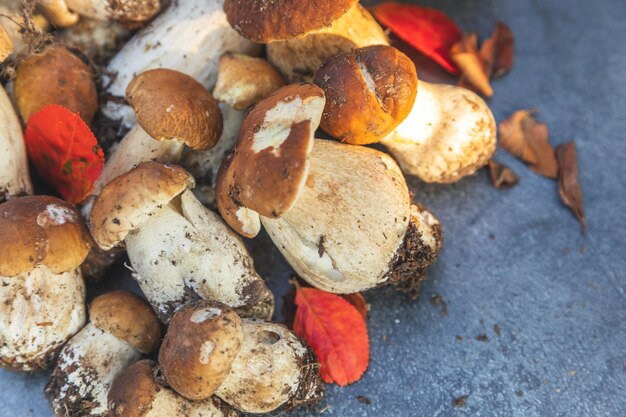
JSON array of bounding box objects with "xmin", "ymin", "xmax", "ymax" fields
[
  {"xmin": 499, "ymin": 110, "xmax": 558, "ymax": 178},
  {"xmin": 371, "ymin": 2, "xmax": 461, "ymax": 74},
  {"xmin": 481, "ymin": 22, "xmax": 515, "ymax": 79},
  {"xmin": 24, "ymin": 105, "xmax": 104, "ymax": 203},
  {"xmin": 341, "ymin": 293, "xmax": 368, "ymax": 319},
  {"xmin": 294, "ymin": 287, "xmax": 369, "ymax": 386},
  {"xmin": 487, "ymin": 160, "xmax": 519, "ymax": 189},
  {"xmin": 556, "ymin": 142, "xmax": 586, "ymax": 231},
  {"xmin": 451, "ymin": 33, "xmax": 493, "ymax": 97}
]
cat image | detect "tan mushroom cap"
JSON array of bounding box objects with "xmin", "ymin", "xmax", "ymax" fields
[
  {"xmin": 90, "ymin": 162, "xmax": 194, "ymax": 250},
  {"xmin": 101, "ymin": 0, "xmax": 161, "ymax": 22},
  {"xmin": 126, "ymin": 69, "xmax": 223, "ymax": 150},
  {"xmin": 0, "ymin": 196, "xmax": 91, "ymax": 277},
  {"xmin": 0, "ymin": 24, "xmax": 14, "ymax": 63},
  {"xmin": 213, "ymin": 53, "xmax": 285, "ymax": 110},
  {"xmin": 216, "ymin": 83, "xmax": 325, "ymax": 236},
  {"xmin": 90, "ymin": 291, "xmax": 161, "ymax": 354},
  {"xmin": 107, "ymin": 360, "xmax": 160, "ymax": 417},
  {"xmin": 38, "ymin": 0, "xmax": 79, "ymax": 28},
  {"xmin": 224, "ymin": 0, "xmax": 357, "ymax": 43},
  {"xmin": 315, "ymin": 45, "xmax": 418, "ymax": 145},
  {"xmin": 14, "ymin": 46, "xmax": 98, "ymax": 123},
  {"xmin": 159, "ymin": 301, "xmax": 243, "ymax": 400}
]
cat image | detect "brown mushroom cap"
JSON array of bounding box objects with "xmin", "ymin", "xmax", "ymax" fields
[
  {"xmin": 216, "ymin": 83, "xmax": 325, "ymax": 236},
  {"xmin": 315, "ymin": 45, "xmax": 418, "ymax": 145},
  {"xmin": 90, "ymin": 291, "xmax": 161, "ymax": 354},
  {"xmin": 0, "ymin": 196, "xmax": 91, "ymax": 276},
  {"xmin": 107, "ymin": 360, "xmax": 160, "ymax": 417},
  {"xmin": 224, "ymin": 0, "xmax": 358, "ymax": 43},
  {"xmin": 126, "ymin": 69, "xmax": 223, "ymax": 151},
  {"xmin": 14, "ymin": 46, "xmax": 98, "ymax": 124},
  {"xmin": 159, "ymin": 301, "xmax": 243, "ymax": 400},
  {"xmin": 213, "ymin": 53, "xmax": 285, "ymax": 110},
  {"xmin": 89, "ymin": 162, "xmax": 194, "ymax": 250},
  {"xmin": 106, "ymin": 0, "xmax": 162, "ymax": 22}
]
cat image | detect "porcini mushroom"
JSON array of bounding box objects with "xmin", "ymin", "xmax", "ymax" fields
[
  {"xmin": 0, "ymin": 85, "xmax": 33, "ymax": 202},
  {"xmin": 89, "ymin": 162, "xmax": 273, "ymax": 322},
  {"xmin": 314, "ymin": 45, "xmax": 418, "ymax": 145},
  {"xmin": 38, "ymin": 0, "xmax": 80, "ymax": 28},
  {"xmin": 102, "ymin": 0, "xmax": 261, "ymax": 126},
  {"xmin": 217, "ymin": 84, "xmax": 442, "ymax": 293},
  {"xmin": 45, "ymin": 291, "xmax": 161, "ymax": 417},
  {"xmin": 0, "ymin": 196, "xmax": 90, "ymax": 370},
  {"xmin": 63, "ymin": 0, "xmax": 161, "ymax": 23},
  {"xmin": 57, "ymin": 17, "xmax": 133, "ymax": 63},
  {"xmin": 224, "ymin": 0, "xmax": 388, "ymax": 82},
  {"xmin": 108, "ymin": 360, "xmax": 238, "ymax": 417},
  {"xmin": 14, "ymin": 45, "xmax": 98, "ymax": 124}
]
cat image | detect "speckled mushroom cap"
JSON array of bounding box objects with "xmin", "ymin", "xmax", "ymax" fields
[
  {"xmin": 0, "ymin": 196, "xmax": 91, "ymax": 277},
  {"xmin": 89, "ymin": 162, "xmax": 194, "ymax": 250},
  {"xmin": 126, "ymin": 69, "xmax": 223, "ymax": 150},
  {"xmin": 90, "ymin": 291, "xmax": 161, "ymax": 354},
  {"xmin": 216, "ymin": 83, "xmax": 325, "ymax": 237},
  {"xmin": 315, "ymin": 45, "xmax": 418, "ymax": 145},
  {"xmin": 224, "ymin": 0, "xmax": 358, "ymax": 43},
  {"xmin": 14, "ymin": 46, "xmax": 98, "ymax": 123},
  {"xmin": 159, "ymin": 301, "xmax": 243, "ymax": 400}
]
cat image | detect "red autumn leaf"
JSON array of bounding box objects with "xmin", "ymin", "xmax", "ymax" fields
[
  {"xmin": 294, "ymin": 286, "xmax": 369, "ymax": 386},
  {"xmin": 24, "ymin": 105, "xmax": 104, "ymax": 203},
  {"xmin": 371, "ymin": 2, "xmax": 461, "ymax": 74},
  {"xmin": 341, "ymin": 293, "xmax": 368, "ymax": 319}
]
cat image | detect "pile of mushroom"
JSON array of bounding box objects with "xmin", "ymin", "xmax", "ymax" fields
[{"xmin": 0, "ymin": 0, "xmax": 503, "ymax": 415}]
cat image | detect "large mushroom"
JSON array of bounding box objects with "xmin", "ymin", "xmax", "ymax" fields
[
  {"xmin": 217, "ymin": 84, "xmax": 442, "ymax": 294},
  {"xmin": 0, "ymin": 196, "xmax": 90, "ymax": 370},
  {"xmin": 102, "ymin": 0, "xmax": 261, "ymax": 126},
  {"xmin": 46, "ymin": 291, "xmax": 161, "ymax": 417},
  {"xmin": 89, "ymin": 162, "xmax": 273, "ymax": 322},
  {"xmin": 224, "ymin": 0, "xmax": 387, "ymax": 82}
]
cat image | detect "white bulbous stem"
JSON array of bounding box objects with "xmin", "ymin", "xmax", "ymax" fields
[
  {"xmin": 46, "ymin": 323, "xmax": 140, "ymax": 417},
  {"xmin": 261, "ymin": 139, "xmax": 411, "ymax": 294},
  {"xmin": 0, "ymin": 266, "xmax": 85, "ymax": 371},
  {"xmin": 381, "ymin": 81, "xmax": 497, "ymax": 183},
  {"xmin": 103, "ymin": 0, "xmax": 261, "ymax": 126},
  {"xmin": 0, "ymin": 85, "xmax": 32, "ymax": 202},
  {"xmin": 125, "ymin": 190, "xmax": 272, "ymax": 322}
]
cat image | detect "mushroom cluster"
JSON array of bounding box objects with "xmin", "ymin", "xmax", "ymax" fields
[{"xmin": 0, "ymin": 0, "xmax": 499, "ymax": 415}]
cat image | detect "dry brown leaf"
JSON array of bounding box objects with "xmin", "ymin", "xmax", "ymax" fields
[
  {"xmin": 556, "ymin": 142, "xmax": 586, "ymax": 231},
  {"xmin": 499, "ymin": 110, "xmax": 558, "ymax": 178},
  {"xmin": 481, "ymin": 22, "xmax": 514, "ymax": 79},
  {"xmin": 488, "ymin": 160, "xmax": 519, "ymax": 189},
  {"xmin": 451, "ymin": 33, "xmax": 493, "ymax": 97}
]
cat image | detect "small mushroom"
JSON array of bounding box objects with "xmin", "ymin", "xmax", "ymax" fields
[
  {"xmin": 14, "ymin": 45, "xmax": 98, "ymax": 124},
  {"xmin": 108, "ymin": 360, "xmax": 238, "ymax": 417},
  {"xmin": 215, "ymin": 319, "xmax": 322, "ymax": 414},
  {"xmin": 45, "ymin": 291, "xmax": 161, "ymax": 417},
  {"xmin": 158, "ymin": 301, "xmax": 243, "ymax": 400},
  {"xmin": 63, "ymin": 0, "xmax": 161, "ymax": 22},
  {"xmin": 314, "ymin": 45, "xmax": 418, "ymax": 145},
  {"xmin": 217, "ymin": 84, "xmax": 442, "ymax": 293},
  {"xmin": 0, "ymin": 85, "xmax": 33, "ymax": 202},
  {"xmin": 224, "ymin": 0, "xmax": 388, "ymax": 82},
  {"xmin": 89, "ymin": 162, "xmax": 273, "ymax": 322},
  {"xmin": 102, "ymin": 0, "xmax": 261, "ymax": 126},
  {"xmin": 57, "ymin": 17, "xmax": 133, "ymax": 63},
  {"xmin": 38, "ymin": 0, "xmax": 80, "ymax": 28},
  {"xmin": 0, "ymin": 196, "xmax": 90, "ymax": 371}
]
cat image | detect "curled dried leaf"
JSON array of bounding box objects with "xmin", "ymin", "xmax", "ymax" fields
[
  {"xmin": 499, "ymin": 110, "xmax": 558, "ymax": 178},
  {"xmin": 556, "ymin": 142, "xmax": 586, "ymax": 231},
  {"xmin": 341, "ymin": 293, "xmax": 367, "ymax": 319},
  {"xmin": 451, "ymin": 33, "xmax": 493, "ymax": 97},
  {"xmin": 488, "ymin": 160, "xmax": 519, "ymax": 189},
  {"xmin": 481, "ymin": 22, "xmax": 514, "ymax": 79}
]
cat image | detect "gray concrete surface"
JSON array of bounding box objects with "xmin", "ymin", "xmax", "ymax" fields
[{"xmin": 1, "ymin": 0, "xmax": 625, "ymax": 416}]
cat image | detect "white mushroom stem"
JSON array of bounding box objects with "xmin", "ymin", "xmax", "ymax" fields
[
  {"xmin": 381, "ymin": 82, "xmax": 497, "ymax": 183},
  {"xmin": 125, "ymin": 190, "xmax": 272, "ymax": 322},
  {"xmin": 261, "ymin": 139, "xmax": 411, "ymax": 294},
  {"xmin": 181, "ymin": 103, "xmax": 245, "ymax": 206},
  {"xmin": 0, "ymin": 85, "xmax": 32, "ymax": 202},
  {"xmin": 266, "ymin": 3, "xmax": 388, "ymax": 82},
  {"xmin": 0, "ymin": 266, "xmax": 85, "ymax": 371},
  {"xmin": 45, "ymin": 323, "xmax": 140, "ymax": 417},
  {"xmin": 83, "ymin": 125, "xmax": 184, "ymax": 215},
  {"xmin": 103, "ymin": 0, "xmax": 261, "ymax": 127}
]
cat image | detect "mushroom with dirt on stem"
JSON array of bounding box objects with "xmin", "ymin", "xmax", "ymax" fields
[
  {"xmin": 224, "ymin": 0, "xmax": 388, "ymax": 83},
  {"xmin": 45, "ymin": 291, "xmax": 162, "ymax": 417},
  {"xmin": 158, "ymin": 301, "xmax": 323, "ymax": 414},
  {"xmin": 217, "ymin": 83, "xmax": 442, "ymax": 294},
  {"xmin": 0, "ymin": 196, "xmax": 90, "ymax": 371},
  {"xmin": 89, "ymin": 162, "xmax": 274, "ymax": 323}
]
